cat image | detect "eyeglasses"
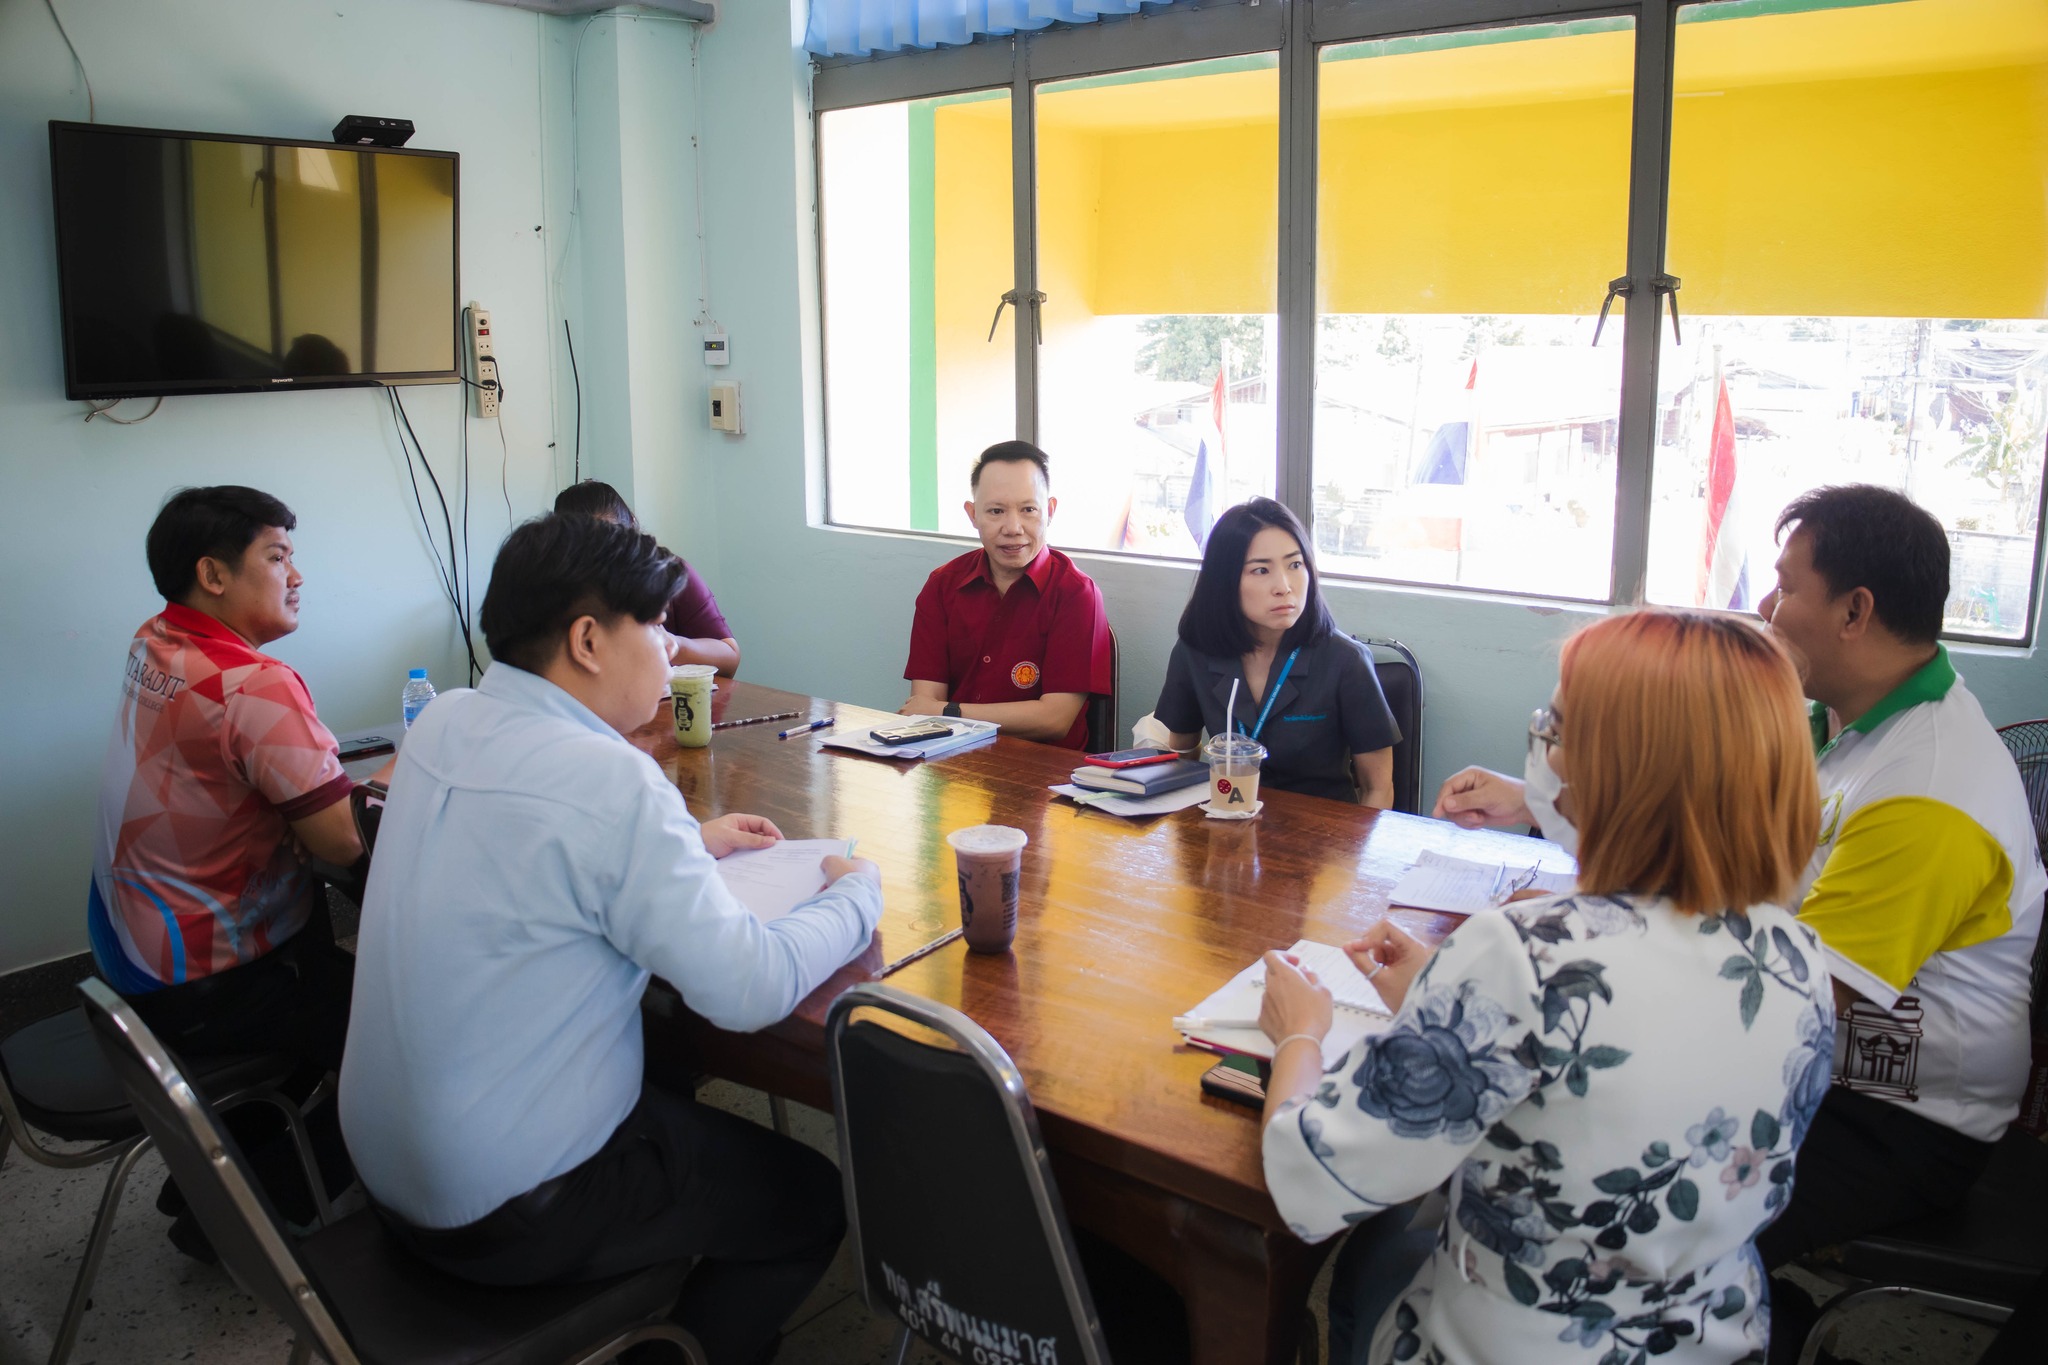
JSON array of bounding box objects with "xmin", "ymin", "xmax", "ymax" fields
[{"xmin": 1528, "ymin": 706, "xmax": 1562, "ymax": 753}]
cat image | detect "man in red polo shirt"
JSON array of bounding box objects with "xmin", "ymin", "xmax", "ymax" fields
[{"xmin": 900, "ymin": 441, "xmax": 1113, "ymax": 749}]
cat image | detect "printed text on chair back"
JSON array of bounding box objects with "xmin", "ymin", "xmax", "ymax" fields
[{"xmin": 838, "ymin": 1018, "xmax": 1097, "ymax": 1365}]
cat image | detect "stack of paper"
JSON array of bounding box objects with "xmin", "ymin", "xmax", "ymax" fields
[
  {"xmin": 819, "ymin": 717, "xmax": 1001, "ymax": 761},
  {"xmin": 1389, "ymin": 848, "xmax": 1577, "ymax": 913},
  {"xmin": 1049, "ymin": 782, "xmax": 1211, "ymax": 818},
  {"xmin": 715, "ymin": 838, "xmax": 858, "ymax": 923}
]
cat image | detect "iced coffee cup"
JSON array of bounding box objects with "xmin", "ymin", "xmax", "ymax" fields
[
  {"xmin": 669, "ymin": 664, "xmax": 716, "ymax": 748},
  {"xmin": 1203, "ymin": 734, "xmax": 1267, "ymax": 818},
  {"xmin": 946, "ymin": 824, "xmax": 1028, "ymax": 953}
]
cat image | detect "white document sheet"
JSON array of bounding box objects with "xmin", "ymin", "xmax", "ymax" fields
[
  {"xmin": 818, "ymin": 717, "xmax": 1001, "ymax": 761},
  {"xmin": 1176, "ymin": 939, "xmax": 1393, "ymax": 1067},
  {"xmin": 1048, "ymin": 782, "xmax": 1211, "ymax": 818},
  {"xmin": 714, "ymin": 838, "xmax": 857, "ymax": 924},
  {"xmin": 1389, "ymin": 848, "xmax": 1577, "ymax": 914}
]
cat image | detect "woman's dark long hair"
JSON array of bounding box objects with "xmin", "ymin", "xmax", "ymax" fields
[
  {"xmin": 553, "ymin": 479, "xmax": 637, "ymax": 527},
  {"xmin": 1177, "ymin": 497, "xmax": 1336, "ymax": 657}
]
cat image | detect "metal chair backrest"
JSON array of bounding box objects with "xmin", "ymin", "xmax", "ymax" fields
[
  {"xmin": 827, "ymin": 984, "xmax": 1110, "ymax": 1365},
  {"xmin": 76, "ymin": 979, "xmax": 359, "ymax": 1365},
  {"xmin": 1997, "ymin": 719, "xmax": 2048, "ymax": 866},
  {"xmin": 1358, "ymin": 636, "xmax": 1425, "ymax": 814},
  {"xmin": 351, "ymin": 780, "xmax": 388, "ymax": 858},
  {"xmin": 1996, "ymin": 719, "xmax": 2048, "ymax": 1031},
  {"xmin": 1085, "ymin": 625, "xmax": 1121, "ymax": 754}
]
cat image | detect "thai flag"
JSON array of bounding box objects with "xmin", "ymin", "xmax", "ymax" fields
[
  {"xmin": 1698, "ymin": 371, "xmax": 1751, "ymax": 611},
  {"xmin": 1184, "ymin": 367, "xmax": 1227, "ymax": 550},
  {"xmin": 1417, "ymin": 360, "xmax": 1480, "ymax": 485}
]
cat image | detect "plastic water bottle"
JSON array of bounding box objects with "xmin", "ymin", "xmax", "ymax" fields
[{"xmin": 401, "ymin": 668, "xmax": 436, "ymax": 730}]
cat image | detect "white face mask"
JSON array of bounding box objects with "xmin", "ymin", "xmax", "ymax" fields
[{"xmin": 1524, "ymin": 741, "xmax": 1579, "ymax": 859}]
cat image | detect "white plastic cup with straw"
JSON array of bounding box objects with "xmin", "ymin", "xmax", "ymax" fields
[{"xmin": 1203, "ymin": 675, "xmax": 1268, "ymax": 816}]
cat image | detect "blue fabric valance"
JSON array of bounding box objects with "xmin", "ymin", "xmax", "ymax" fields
[{"xmin": 805, "ymin": 0, "xmax": 1178, "ymax": 58}]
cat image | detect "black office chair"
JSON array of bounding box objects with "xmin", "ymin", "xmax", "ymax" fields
[
  {"xmin": 1997, "ymin": 719, "xmax": 2048, "ymax": 862},
  {"xmin": 1, "ymin": 999, "xmax": 329, "ymax": 1365},
  {"xmin": 1357, "ymin": 636, "xmax": 1424, "ymax": 815},
  {"xmin": 1792, "ymin": 797, "xmax": 2048, "ymax": 1365},
  {"xmin": 1795, "ymin": 1123, "xmax": 2048, "ymax": 1364},
  {"xmin": 827, "ymin": 983, "xmax": 1113, "ymax": 1365},
  {"xmin": 76, "ymin": 978, "xmax": 706, "ymax": 1365},
  {"xmin": 1085, "ymin": 625, "xmax": 1122, "ymax": 755}
]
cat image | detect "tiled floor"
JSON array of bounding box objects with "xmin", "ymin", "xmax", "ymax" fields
[{"xmin": 0, "ymin": 1071, "xmax": 2001, "ymax": 1365}]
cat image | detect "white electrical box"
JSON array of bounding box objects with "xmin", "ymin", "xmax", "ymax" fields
[
  {"xmin": 709, "ymin": 382, "xmax": 742, "ymax": 434},
  {"xmin": 466, "ymin": 302, "xmax": 499, "ymax": 418},
  {"xmin": 703, "ymin": 328, "xmax": 730, "ymax": 366}
]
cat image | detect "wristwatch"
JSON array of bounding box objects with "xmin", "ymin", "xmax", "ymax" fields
[{"xmin": 942, "ymin": 702, "xmax": 962, "ymax": 719}]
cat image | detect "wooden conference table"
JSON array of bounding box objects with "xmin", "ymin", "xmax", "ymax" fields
[{"xmin": 631, "ymin": 680, "xmax": 1567, "ymax": 1365}]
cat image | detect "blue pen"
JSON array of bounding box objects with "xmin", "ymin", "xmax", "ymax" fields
[{"xmin": 778, "ymin": 716, "xmax": 836, "ymax": 739}]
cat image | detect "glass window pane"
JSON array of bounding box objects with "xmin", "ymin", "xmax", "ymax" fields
[
  {"xmin": 1035, "ymin": 56, "xmax": 1280, "ymax": 557},
  {"xmin": 1313, "ymin": 21, "xmax": 1637, "ymax": 600},
  {"xmin": 1649, "ymin": 0, "xmax": 2048, "ymax": 639},
  {"xmin": 821, "ymin": 91, "xmax": 1014, "ymax": 533}
]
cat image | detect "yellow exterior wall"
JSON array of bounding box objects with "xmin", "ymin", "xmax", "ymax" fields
[
  {"xmin": 1318, "ymin": 90, "xmax": 1631, "ymax": 315},
  {"xmin": 924, "ymin": 0, "xmax": 2048, "ymax": 321},
  {"xmin": 932, "ymin": 97, "xmax": 1016, "ymax": 483},
  {"xmin": 1670, "ymin": 63, "xmax": 2048, "ymax": 317},
  {"xmin": 1036, "ymin": 119, "xmax": 1108, "ymax": 337},
  {"xmin": 1095, "ymin": 120, "xmax": 1278, "ymax": 315}
]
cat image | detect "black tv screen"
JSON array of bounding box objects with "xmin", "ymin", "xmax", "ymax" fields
[{"xmin": 50, "ymin": 122, "xmax": 459, "ymax": 399}]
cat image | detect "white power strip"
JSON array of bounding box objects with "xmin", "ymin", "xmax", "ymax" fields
[{"xmin": 466, "ymin": 302, "xmax": 499, "ymax": 419}]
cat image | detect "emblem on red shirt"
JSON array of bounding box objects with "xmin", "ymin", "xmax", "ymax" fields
[{"xmin": 1011, "ymin": 661, "xmax": 1040, "ymax": 690}]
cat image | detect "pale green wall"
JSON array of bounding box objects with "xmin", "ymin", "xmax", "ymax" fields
[{"xmin": 0, "ymin": 0, "xmax": 578, "ymax": 973}]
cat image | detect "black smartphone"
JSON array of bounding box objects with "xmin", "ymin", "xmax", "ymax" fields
[
  {"xmin": 870, "ymin": 721, "xmax": 955, "ymax": 746},
  {"xmin": 1199, "ymin": 1054, "xmax": 1269, "ymax": 1109},
  {"xmin": 337, "ymin": 735, "xmax": 395, "ymax": 761}
]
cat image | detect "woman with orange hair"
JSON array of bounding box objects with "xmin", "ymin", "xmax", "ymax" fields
[{"xmin": 1258, "ymin": 611, "xmax": 1835, "ymax": 1365}]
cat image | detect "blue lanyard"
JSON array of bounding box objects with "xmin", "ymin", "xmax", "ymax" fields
[{"xmin": 1242, "ymin": 647, "xmax": 1300, "ymax": 742}]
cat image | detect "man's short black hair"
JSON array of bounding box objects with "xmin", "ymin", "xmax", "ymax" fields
[
  {"xmin": 1776, "ymin": 484, "xmax": 1950, "ymax": 645},
  {"xmin": 146, "ymin": 486, "xmax": 297, "ymax": 602},
  {"xmin": 480, "ymin": 513, "xmax": 686, "ymax": 673},
  {"xmin": 552, "ymin": 479, "xmax": 638, "ymax": 527},
  {"xmin": 1178, "ymin": 497, "xmax": 1337, "ymax": 657},
  {"xmin": 969, "ymin": 440, "xmax": 1051, "ymax": 493}
]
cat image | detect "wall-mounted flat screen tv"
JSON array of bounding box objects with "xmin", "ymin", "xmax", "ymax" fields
[{"xmin": 50, "ymin": 122, "xmax": 459, "ymax": 400}]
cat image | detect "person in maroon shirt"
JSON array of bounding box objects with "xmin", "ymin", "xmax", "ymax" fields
[
  {"xmin": 899, "ymin": 442, "xmax": 1113, "ymax": 749},
  {"xmin": 553, "ymin": 481, "xmax": 740, "ymax": 677}
]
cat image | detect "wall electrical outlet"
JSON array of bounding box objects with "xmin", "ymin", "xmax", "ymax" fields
[
  {"xmin": 703, "ymin": 327, "xmax": 730, "ymax": 366},
  {"xmin": 466, "ymin": 302, "xmax": 499, "ymax": 419},
  {"xmin": 709, "ymin": 381, "xmax": 742, "ymax": 434}
]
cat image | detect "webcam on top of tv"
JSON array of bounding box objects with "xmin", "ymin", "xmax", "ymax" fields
[{"xmin": 332, "ymin": 115, "xmax": 414, "ymax": 148}]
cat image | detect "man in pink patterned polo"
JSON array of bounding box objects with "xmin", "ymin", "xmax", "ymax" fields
[{"xmin": 91, "ymin": 485, "xmax": 387, "ymax": 1252}]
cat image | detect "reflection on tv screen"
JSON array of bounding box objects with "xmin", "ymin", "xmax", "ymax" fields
[{"xmin": 52, "ymin": 126, "xmax": 457, "ymax": 396}]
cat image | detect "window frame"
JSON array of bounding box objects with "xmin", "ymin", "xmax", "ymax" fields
[{"xmin": 810, "ymin": 0, "xmax": 2048, "ymax": 646}]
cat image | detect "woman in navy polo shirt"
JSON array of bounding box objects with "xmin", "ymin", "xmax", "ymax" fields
[{"xmin": 1156, "ymin": 498, "xmax": 1397, "ymax": 806}]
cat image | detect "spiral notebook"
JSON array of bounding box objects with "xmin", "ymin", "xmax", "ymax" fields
[{"xmin": 1174, "ymin": 940, "xmax": 1394, "ymax": 1067}]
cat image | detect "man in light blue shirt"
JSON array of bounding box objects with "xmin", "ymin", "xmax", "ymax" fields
[{"xmin": 341, "ymin": 513, "xmax": 881, "ymax": 1365}]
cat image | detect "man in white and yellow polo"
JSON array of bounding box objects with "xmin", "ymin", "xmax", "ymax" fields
[{"xmin": 1755, "ymin": 485, "xmax": 2044, "ymax": 1357}]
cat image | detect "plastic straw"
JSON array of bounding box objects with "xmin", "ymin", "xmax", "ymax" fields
[{"xmin": 1225, "ymin": 677, "xmax": 1240, "ymax": 782}]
